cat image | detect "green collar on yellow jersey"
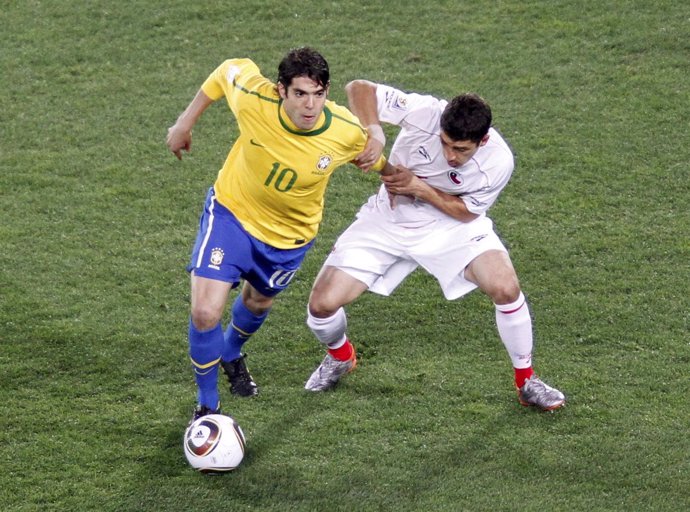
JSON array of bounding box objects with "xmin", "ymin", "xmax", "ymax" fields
[{"xmin": 278, "ymin": 100, "xmax": 332, "ymax": 137}]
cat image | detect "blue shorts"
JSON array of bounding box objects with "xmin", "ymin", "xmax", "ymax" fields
[{"xmin": 187, "ymin": 188, "xmax": 314, "ymax": 297}]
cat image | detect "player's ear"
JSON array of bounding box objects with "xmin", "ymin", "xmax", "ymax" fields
[
  {"xmin": 278, "ymin": 83, "xmax": 288, "ymax": 99},
  {"xmin": 479, "ymin": 134, "xmax": 490, "ymax": 146}
]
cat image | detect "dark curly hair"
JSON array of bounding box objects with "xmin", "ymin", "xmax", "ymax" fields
[
  {"xmin": 278, "ymin": 47, "xmax": 330, "ymax": 90},
  {"xmin": 440, "ymin": 93, "xmax": 492, "ymax": 143}
]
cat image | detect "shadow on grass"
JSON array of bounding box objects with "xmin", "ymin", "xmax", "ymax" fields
[{"xmin": 125, "ymin": 372, "xmax": 569, "ymax": 511}]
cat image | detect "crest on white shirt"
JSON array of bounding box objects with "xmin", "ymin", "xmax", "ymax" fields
[{"xmin": 448, "ymin": 170, "xmax": 463, "ymax": 185}]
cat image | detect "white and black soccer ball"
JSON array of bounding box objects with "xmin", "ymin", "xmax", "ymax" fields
[{"xmin": 183, "ymin": 414, "xmax": 246, "ymax": 472}]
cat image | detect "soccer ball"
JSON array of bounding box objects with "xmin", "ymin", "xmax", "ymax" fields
[{"xmin": 183, "ymin": 414, "xmax": 246, "ymax": 472}]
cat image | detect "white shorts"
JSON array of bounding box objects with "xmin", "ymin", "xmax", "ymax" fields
[{"xmin": 324, "ymin": 205, "xmax": 507, "ymax": 300}]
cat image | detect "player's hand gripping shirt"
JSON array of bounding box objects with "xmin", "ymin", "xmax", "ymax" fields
[
  {"xmin": 372, "ymin": 84, "xmax": 515, "ymax": 228},
  {"xmin": 202, "ymin": 59, "xmax": 385, "ymax": 248}
]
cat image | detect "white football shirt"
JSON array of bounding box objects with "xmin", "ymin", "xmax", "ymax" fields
[{"xmin": 371, "ymin": 83, "xmax": 515, "ymax": 227}]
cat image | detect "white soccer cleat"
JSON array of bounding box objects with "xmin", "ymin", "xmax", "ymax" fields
[
  {"xmin": 305, "ymin": 353, "xmax": 357, "ymax": 392},
  {"xmin": 517, "ymin": 375, "xmax": 566, "ymax": 411}
]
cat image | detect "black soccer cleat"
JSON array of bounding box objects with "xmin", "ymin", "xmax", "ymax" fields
[
  {"xmin": 221, "ymin": 354, "xmax": 259, "ymax": 397},
  {"xmin": 189, "ymin": 403, "xmax": 221, "ymax": 426}
]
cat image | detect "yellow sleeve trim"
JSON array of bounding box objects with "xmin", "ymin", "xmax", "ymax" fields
[{"xmin": 370, "ymin": 155, "xmax": 388, "ymax": 173}]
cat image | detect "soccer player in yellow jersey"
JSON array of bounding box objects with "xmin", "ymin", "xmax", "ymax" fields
[{"xmin": 166, "ymin": 48, "xmax": 388, "ymax": 421}]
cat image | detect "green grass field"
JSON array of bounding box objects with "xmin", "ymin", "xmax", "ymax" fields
[{"xmin": 1, "ymin": 1, "xmax": 688, "ymax": 510}]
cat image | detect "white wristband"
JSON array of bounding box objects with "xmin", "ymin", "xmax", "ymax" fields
[{"xmin": 366, "ymin": 124, "xmax": 385, "ymax": 146}]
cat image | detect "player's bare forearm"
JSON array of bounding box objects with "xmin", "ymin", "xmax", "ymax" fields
[
  {"xmin": 348, "ymin": 80, "xmax": 387, "ymax": 172},
  {"xmin": 167, "ymin": 90, "xmax": 215, "ymax": 160},
  {"xmin": 345, "ymin": 80, "xmax": 379, "ymax": 125},
  {"xmin": 381, "ymin": 166, "xmax": 478, "ymax": 222},
  {"xmin": 417, "ymin": 184, "xmax": 479, "ymax": 222},
  {"xmin": 379, "ymin": 160, "xmax": 397, "ymax": 176},
  {"xmin": 175, "ymin": 89, "xmax": 214, "ymax": 129}
]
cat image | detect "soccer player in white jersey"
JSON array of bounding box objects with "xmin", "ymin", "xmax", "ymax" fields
[
  {"xmin": 166, "ymin": 50, "xmax": 388, "ymax": 423},
  {"xmin": 304, "ymin": 80, "xmax": 565, "ymax": 411}
]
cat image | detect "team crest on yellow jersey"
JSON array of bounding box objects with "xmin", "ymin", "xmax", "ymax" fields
[{"xmin": 313, "ymin": 154, "xmax": 333, "ymax": 175}]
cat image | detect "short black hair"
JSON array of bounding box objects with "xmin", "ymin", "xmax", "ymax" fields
[
  {"xmin": 440, "ymin": 93, "xmax": 492, "ymax": 143},
  {"xmin": 277, "ymin": 47, "xmax": 330, "ymax": 90}
]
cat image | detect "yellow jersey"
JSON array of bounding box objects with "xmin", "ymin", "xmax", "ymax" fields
[{"xmin": 201, "ymin": 59, "xmax": 385, "ymax": 249}]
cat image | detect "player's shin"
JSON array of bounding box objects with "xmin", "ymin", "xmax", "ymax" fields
[
  {"xmin": 222, "ymin": 295, "xmax": 269, "ymax": 362},
  {"xmin": 189, "ymin": 319, "xmax": 223, "ymax": 409},
  {"xmin": 494, "ymin": 292, "xmax": 535, "ymax": 387},
  {"xmin": 306, "ymin": 306, "xmax": 353, "ymax": 360}
]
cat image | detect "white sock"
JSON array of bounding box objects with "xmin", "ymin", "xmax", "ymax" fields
[
  {"xmin": 307, "ymin": 306, "xmax": 347, "ymax": 349},
  {"xmin": 495, "ymin": 292, "xmax": 533, "ymax": 369}
]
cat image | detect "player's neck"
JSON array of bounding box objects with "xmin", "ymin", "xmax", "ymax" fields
[{"xmin": 278, "ymin": 104, "xmax": 326, "ymax": 133}]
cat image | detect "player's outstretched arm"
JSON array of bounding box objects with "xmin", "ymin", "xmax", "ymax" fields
[
  {"xmin": 346, "ymin": 79, "xmax": 379, "ymax": 126},
  {"xmin": 346, "ymin": 80, "xmax": 386, "ymax": 172},
  {"xmin": 166, "ymin": 89, "xmax": 215, "ymax": 160}
]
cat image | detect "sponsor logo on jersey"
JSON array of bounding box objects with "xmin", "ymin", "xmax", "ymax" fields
[
  {"xmin": 448, "ymin": 170, "xmax": 463, "ymax": 185},
  {"xmin": 417, "ymin": 146, "xmax": 431, "ymax": 161},
  {"xmin": 250, "ymin": 139, "xmax": 265, "ymax": 148},
  {"xmin": 209, "ymin": 248, "xmax": 224, "ymax": 269},
  {"xmin": 469, "ymin": 197, "xmax": 486, "ymax": 207},
  {"xmin": 471, "ymin": 234, "xmax": 488, "ymax": 242}
]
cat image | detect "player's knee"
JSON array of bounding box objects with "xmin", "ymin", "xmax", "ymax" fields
[
  {"xmin": 243, "ymin": 295, "xmax": 273, "ymax": 316},
  {"xmin": 240, "ymin": 281, "xmax": 275, "ymax": 315},
  {"xmin": 308, "ymin": 293, "xmax": 337, "ymax": 319},
  {"xmin": 190, "ymin": 303, "xmax": 223, "ymax": 331},
  {"xmin": 306, "ymin": 304, "xmax": 347, "ymax": 346},
  {"xmin": 489, "ymin": 279, "xmax": 521, "ymax": 305}
]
